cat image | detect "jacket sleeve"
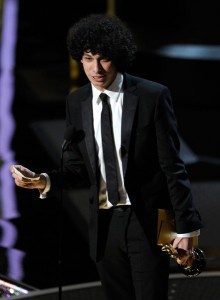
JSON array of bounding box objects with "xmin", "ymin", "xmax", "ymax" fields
[{"xmin": 155, "ymin": 87, "xmax": 203, "ymax": 233}]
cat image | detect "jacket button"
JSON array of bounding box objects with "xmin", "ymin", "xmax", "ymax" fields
[{"xmin": 120, "ymin": 145, "xmax": 127, "ymax": 157}]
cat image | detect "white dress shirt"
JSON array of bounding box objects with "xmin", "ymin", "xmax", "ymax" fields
[{"xmin": 92, "ymin": 73, "xmax": 131, "ymax": 209}]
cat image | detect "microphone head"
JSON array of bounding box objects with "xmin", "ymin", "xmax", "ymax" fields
[
  {"xmin": 64, "ymin": 126, "xmax": 85, "ymax": 143},
  {"xmin": 64, "ymin": 125, "xmax": 76, "ymax": 141},
  {"xmin": 75, "ymin": 130, "xmax": 85, "ymax": 142}
]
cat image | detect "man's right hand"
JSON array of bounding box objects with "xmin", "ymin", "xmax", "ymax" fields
[{"xmin": 10, "ymin": 165, "xmax": 46, "ymax": 190}]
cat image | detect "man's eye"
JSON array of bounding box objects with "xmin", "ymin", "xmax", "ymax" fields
[{"xmin": 101, "ymin": 58, "xmax": 110, "ymax": 62}]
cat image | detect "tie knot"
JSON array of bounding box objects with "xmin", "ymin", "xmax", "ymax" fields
[{"xmin": 100, "ymin": 93, "xmax": 108, "ymax": 103}]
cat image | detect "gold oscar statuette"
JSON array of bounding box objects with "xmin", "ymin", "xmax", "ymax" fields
[{"xmin": 161, "ymin": 243, "xmax": 206, "ymax": 277}]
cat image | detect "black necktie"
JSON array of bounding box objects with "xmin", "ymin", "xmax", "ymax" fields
[{"xmin": 100, "ymin": 93, "xmax": 119, "ymax": 206}]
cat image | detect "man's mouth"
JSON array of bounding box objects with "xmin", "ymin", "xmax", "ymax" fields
[{"xmin": 92, "ymin": 75, "xmax": 105, "ymax": 82}]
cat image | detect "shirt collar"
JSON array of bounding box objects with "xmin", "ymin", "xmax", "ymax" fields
[{"xmin": 92, "ymin": 73, "xmax": 123, "ymax": 104}]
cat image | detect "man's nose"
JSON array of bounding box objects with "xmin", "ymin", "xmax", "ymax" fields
[{"xmin": 93, "ymin": 60, "xmax": 102, "ymax": 72}]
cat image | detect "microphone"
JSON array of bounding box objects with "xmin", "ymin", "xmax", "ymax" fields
[
  {"xmin": 62, "ymin": 125, "xmax": 85, "ymax": 151},
  {"xmin": 62, "ymin": 125, "xmax": 76, "ymax": 150}
]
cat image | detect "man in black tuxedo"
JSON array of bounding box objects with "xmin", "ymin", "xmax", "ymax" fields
[{"xmin": 10, "ymin": 14, "xmax": 203, "ymax": 300}]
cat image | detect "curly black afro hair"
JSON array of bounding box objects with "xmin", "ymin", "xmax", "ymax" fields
[{"xmin": 67, "ymin": 14, "xmax": 137, "ymax": 72}]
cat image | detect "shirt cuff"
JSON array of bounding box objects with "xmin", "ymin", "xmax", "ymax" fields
[
  {"xmin": 176, "ymin": 229, "xmax": 200, "ymax": 238},
  {"xmin": 39, "ymin": 173, "xmax": 51, "ymax": 199}
]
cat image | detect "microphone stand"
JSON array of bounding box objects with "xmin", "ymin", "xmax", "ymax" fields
[
  {"xmin": 58, "ymin": 142, "xmax": 66, "ymax": 300},
  {"xmin": 57, "ymin": 127, "xmax": 83, "ymax": 300}
]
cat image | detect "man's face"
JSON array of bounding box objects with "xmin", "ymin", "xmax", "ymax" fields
[{"xmin": 81, "ymin": 52, "xmax": 118, "ymax": 91}]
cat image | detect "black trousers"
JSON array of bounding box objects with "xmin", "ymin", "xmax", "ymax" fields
[{"xmin": 96, "ymin": 207, "xmax": 170, "ymax": 300}]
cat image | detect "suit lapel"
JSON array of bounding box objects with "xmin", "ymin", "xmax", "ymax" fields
[
  {"xmin": 81, "ymin": 96, "xmax": 97, "ymax": 181},
  {"xmin": 121, "ymin": 90, "xmax": 138, "ymax": 176}
]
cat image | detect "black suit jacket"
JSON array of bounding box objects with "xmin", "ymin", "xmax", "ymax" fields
[{"xmin": 49, "ymin": 73, "xmax": 203, "ymax": 261}]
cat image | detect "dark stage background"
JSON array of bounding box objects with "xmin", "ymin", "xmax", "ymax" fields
[{"xmin": 1, "ymin": 0, "xmax": 220, "ymax": 297}]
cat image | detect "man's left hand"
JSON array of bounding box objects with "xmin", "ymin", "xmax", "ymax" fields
[{"xmin": 172, "ymin": 237, "xmax": 194, "ymax": 265}]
